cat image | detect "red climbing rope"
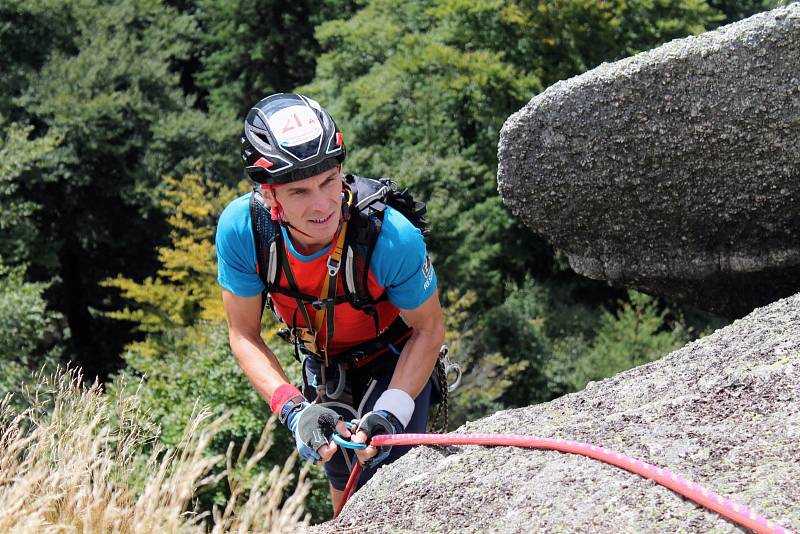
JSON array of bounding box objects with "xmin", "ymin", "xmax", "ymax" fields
[{"xmin": 333, "ymin": 433, "xmax": 794, "ymax": 534}]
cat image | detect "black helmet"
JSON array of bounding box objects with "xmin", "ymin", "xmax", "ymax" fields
[{"xmin": 241, "ymin": 93, "xmax": 345, "ymax": 185}]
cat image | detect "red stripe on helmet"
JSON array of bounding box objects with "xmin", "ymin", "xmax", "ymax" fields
[{"xmin": 254, "ymin": 157, "xmax": 274, "ymax": 170}]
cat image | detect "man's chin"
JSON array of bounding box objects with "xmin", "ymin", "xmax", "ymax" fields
[{"xmin": 304, "ymin": 227, "xmax": 337, "ymax": 245}]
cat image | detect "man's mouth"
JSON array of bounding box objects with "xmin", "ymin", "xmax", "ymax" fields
[{"xmin": 310, "ymin": 212, "xmax": 334, "ymax": 225}]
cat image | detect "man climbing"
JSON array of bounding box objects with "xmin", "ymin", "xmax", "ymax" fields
[{"xmin": 215, "ymin": 93, "xmax": 445, "ymax": 511}]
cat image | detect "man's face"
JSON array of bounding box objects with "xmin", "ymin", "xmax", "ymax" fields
[{"xmin": 271, "ymin": 165, "xmax": 343, "ymax": 253}]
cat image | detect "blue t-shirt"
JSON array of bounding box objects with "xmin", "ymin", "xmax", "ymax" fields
[{"xmin": 216, "ymin": 193, "xmax": 437, "ymax": 310}]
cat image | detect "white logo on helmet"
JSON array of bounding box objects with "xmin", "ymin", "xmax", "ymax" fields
[{"xmin": 268, "ymin": 105, "xmax": 323, "ymax": 147}]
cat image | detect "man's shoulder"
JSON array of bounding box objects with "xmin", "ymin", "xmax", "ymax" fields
[
  {"xmin": 218, "ymin": 193, "xmax": 254, "ymax": 237},
  {"xmin": 219, "ymin": 192, "xmax": 252, "ymax": 224},
  {"xmin": 216, "ymin": 192, "xmax": 255, "ymax": 254},
  {"xmin": 375, "ymin": 206, "xmax": 421, "ymax": 248},
  {"xmin": 368, "ymin": 204, "xmax": 429, "ymax": 288},
  {"xmin": 216, "ymin": 192, "xmax": 263, "ymax": 296}
]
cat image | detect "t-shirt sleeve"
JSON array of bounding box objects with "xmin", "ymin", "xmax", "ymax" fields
[
  {"xmin": 215, "ymin": 194, "xmax": 265, "ymax": 297},
  {"xmin": 370, "ymin": 206, "xmax": 437, "ymax": 310}
]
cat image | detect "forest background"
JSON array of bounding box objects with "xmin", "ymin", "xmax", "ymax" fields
[{"xmin": 0, "ymin": 0, "xmax": 783, "ymax": 524}]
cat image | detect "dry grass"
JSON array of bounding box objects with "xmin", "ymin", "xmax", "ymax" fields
[{"xmin": 0, "ymin": 368, "xmax": 310, "ymax": 534}]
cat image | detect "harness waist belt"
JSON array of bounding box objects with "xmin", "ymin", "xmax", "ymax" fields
[{"xmin": 311, "ymin": 316, "xmax": 412, "ymax": 369}]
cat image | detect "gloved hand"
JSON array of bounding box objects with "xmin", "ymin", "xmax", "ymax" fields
[
  {"xmin": 285, "ymin": 403, "xmax": 350, "ymax": 463},
  {"xmin": 353, "ymin": 409, "xmax": 405, "ymax": 468}
]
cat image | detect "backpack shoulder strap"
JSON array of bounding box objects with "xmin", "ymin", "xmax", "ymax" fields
[
  {"xmin": 340, "ymin": 176, "xmax": 390, "ymax": 332},
  {"xmin": 249, "ymin": 189, "xmax": 282, "ymax": 290}
]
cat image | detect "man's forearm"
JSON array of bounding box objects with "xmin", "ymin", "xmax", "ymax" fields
[
  {"xmin": 229, "ymin": 332, "xmax": 292, "ymax": 405},
  {"xmin": 388, "ymin": 326, "xmax": 443, "ymax": 399}
]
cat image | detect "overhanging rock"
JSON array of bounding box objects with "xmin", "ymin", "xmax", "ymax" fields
[
  {"xmin": 310, "ymin": 292, "xmax": 800, "ymax": 533},
  {"xmin": 497, "ymin": 5, "xmax": 800, "ymax": 318}
]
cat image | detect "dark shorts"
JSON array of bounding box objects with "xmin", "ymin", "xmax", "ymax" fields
[{"xmin": 302, "ymin": 356, "xmax": 433, "ymax": 491}]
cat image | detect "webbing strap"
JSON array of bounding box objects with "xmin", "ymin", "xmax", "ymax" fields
[
  {"xmin": 313, "ymin": 189, "xmax": 354, "ymax": 366},
  {"xmin": 313, "ymin": 216, "xmax": 350, "ymax": 366},
  {"xmin": 280, "ymin": 249, "xmax": 316, "ymax": 353}
]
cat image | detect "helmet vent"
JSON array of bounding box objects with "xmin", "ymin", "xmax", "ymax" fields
[{"xmin": 254, "ymin": 132, "xmax": 272, "ymax": 146}]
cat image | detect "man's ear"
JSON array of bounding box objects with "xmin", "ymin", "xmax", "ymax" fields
[{"xmin": 260, "ymin": 186, "xmax": 276, "ymax": 208}]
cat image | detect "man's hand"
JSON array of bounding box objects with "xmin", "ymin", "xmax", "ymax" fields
[
  {"xmin": 351, "ymin": 409, "xmax": 405, "ymax": 468},
  {"xmin": 286, "ymin": 404, "xmax": 352, "ymax": 463}
]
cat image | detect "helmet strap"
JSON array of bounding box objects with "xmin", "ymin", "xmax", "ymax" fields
[{"xmin": 265, "ymin": 184, "xmax": 317, "ymax": 240}]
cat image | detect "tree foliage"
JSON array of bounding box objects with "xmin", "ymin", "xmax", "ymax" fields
[
  {"xmin": 186, "ymin": 0, "xmax": 357, "ymax": 117},
  {"xmin": 0, "ymin": 263, "xmax": 62, "ymax": 403},
  {"xmin": 0, "ymin": 117, "xmax": 60, "ymax": 265},
  {"xmin": 706, "ymin": 0, "xmax": 784, "ymax": 25},
  {"xmin": 103, "ymin": 174, "xmax": 239, "ymax": 333},
  {"xmin": 545, "ymin": 290, "xmax": 690, "ymax": 394},
  {"xmin": 1, "ymin": 0, "xmax": 241, "ymax": 378}
]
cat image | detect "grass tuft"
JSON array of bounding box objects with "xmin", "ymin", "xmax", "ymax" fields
[{"xmin": 0, "ymin": 367, "xmax": 309, "ymax": 533}]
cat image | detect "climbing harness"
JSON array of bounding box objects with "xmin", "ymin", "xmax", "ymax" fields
[
  {"xmin": 332, "ymin": 433, "xmax": 794, "ymax": 534},
  {"xmin": 251, "ymin": 175, "xmax": 429, "ymax": 355}
]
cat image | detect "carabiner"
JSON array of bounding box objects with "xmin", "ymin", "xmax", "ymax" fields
[
  {"xmin": 332, "ymin": 420, "xmax": 367, "ymax": 450},
  {"xmin": 332, "ymin": 432, "xmax": 367, "ymax": 450},
  {"xmin": 439, "ymin": 344, "xmax": 462, "ymax": 392}
]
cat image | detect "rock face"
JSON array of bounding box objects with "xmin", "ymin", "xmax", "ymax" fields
[
  {"xmin": 496, "ymin": 5, "xmax": 800, "ymax": 318},
  {"xmin": 310, "ymin": 292, "xmax": 800, "ymax": 533}
]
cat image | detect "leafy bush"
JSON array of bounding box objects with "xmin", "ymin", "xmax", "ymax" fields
[
  {"xmin": 0, "ymin": 263, "xmax": 62, "ymax": 403},
  {"xmin": 0, "ymin": 118, "xmax": 60, "ymax": 264},
  {"xmin": 440, "ymin": 289, "xmax": 528, "ymax": 428}
]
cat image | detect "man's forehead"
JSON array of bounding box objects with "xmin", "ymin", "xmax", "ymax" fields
[{"xmin": 286, "ymin": 168, "xmax": 340, "ymax": 190}]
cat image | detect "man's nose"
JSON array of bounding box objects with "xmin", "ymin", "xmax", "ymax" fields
[{"xmin": 309, "ymin": 188, "xmax": 331, "ymax": 210}]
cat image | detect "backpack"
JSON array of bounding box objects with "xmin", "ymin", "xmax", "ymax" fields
[{"xmin": 249, "ymin": 174, "xmax": 429, "ymax": 358}]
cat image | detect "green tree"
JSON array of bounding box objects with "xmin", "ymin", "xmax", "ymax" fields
[
  {"xmin": 102, "ymin": 174, "xmax": 237, "ymax": 333},
  {"xmin": 2, "ymin": 0, "xmax": 240, "ymax": 379},
  {"xmin": 547, "ymin": 290, "xmax": 690, "ymax": 393},
  {"xmin": 176, "ymin": 0, "xmax": 357, "ymax": 117},
  {"xmin": 0, "ymin": 112, "xmax": 63, "ymax": 404},
  {"xmin": 705, "ymin": 0, "xmax": 783, "ymax": 25},
  {"xmin": 0, "ymin": 117, "xmax": 60, "ymax": 264},
  {"xmin": 440, "ymin": 289, "xmax": 528, "ymax": 427}
]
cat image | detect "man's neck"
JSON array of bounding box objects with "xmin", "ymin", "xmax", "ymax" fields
[{"xmin": 286, "ymin": 227, "xmax": 331, "ymax": 256}]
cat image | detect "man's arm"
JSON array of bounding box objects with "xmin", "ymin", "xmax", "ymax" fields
[
  {"xmin": 352, "ymin": 289, "xmax": 445, "ymax": 463},
  {"xmin": 390, "ymin": 288, "xmax": 446, "ymax": 397},
  {"xmin": 222, "ymin": 289, "xmax": 290, "ymax": 403},
  {"xmin": 222, "ymin": 289, "xmax": 349, "ymax": 463}
]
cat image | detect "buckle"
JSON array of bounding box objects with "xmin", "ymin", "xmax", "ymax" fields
[
  {"xmin": 276, "ymin": 328, "xmax": 292, "ymax": 344},
  {"xmin": 349, "ymin": 350, "xmax": 367, "ymax": 362},
  {"xmin": 327, "ymin": 256, "xmax": 340, "ymax": 277},
  {"xmin": 278, "ymin": 394, "xmax": 306, "ymax": 425}
]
